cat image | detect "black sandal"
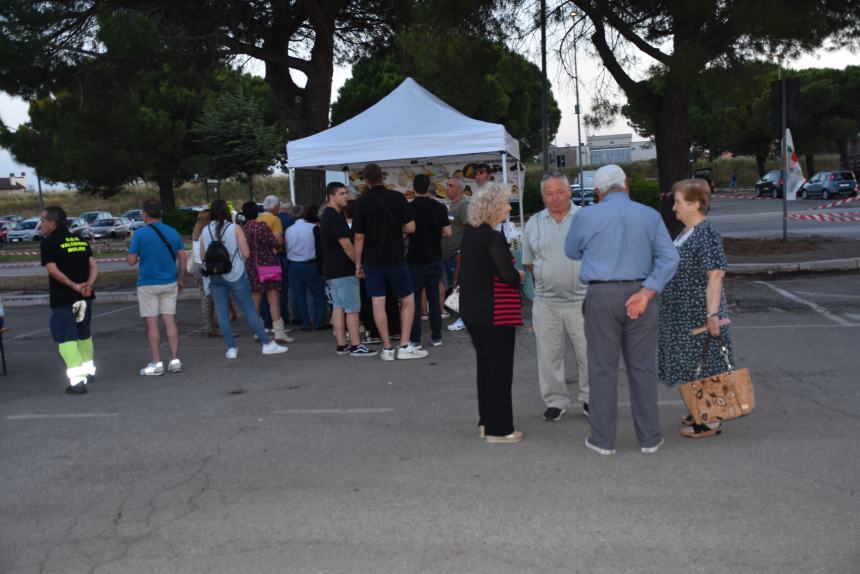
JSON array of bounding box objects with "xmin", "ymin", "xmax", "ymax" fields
[
  {"xmin": 680, "ymin": 422, "xmax": 722, "ymax": 438},
  {"xmin": 681, "ymin": 414, "xmax": 694, "ymax": 425}
]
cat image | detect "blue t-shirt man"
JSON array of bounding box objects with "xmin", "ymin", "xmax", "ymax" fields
[{"xmin": 128, "ymin": 221, "xmax": 185, "ymax": 286}]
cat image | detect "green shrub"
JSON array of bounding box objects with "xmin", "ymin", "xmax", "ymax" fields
[
  {"xmin": 162, "ymin": 209, "xmax": 198, "ymax": 236},
  {"xmin": 521, "ymin": 174, "xmax": 543, "ymax": 215},
  {"xmin": 628, "ymin": 174, "xmax": 660, "ymax": 210}
]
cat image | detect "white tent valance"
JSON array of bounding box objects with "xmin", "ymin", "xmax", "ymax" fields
[{"xmin": 286, "ymin": 77, "xmax": 521, "ymax": 171}]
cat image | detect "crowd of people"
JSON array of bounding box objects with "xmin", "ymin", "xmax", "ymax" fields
[{"xmin": 35, "ymin": 161, "xmax": 735, "ymax": 453}]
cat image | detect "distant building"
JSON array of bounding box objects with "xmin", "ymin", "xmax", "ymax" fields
[
  {"xmin": 544, "ymin": 134, "xmax": 656, "ymax": 169},
  {"xmin": 0, "ymin": 172, "xmax": 26, "ymax": 193}
]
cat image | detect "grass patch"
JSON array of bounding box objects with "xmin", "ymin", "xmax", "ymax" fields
[
  {"xmin": 1, "ymin": 270, "xmax": 139, "ymax": 293},
  {"xmin": 0, "ymin": 175, "xmax": 292, "ymax": 219}
]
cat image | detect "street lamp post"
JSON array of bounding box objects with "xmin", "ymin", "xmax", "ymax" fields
[
  {"xmin": 540, "ymin": 0, "xmax": 549, "ymax": 174},
  {"xmin": 570, "ymin": 11, "xmax": 586, "ymax": 190}
]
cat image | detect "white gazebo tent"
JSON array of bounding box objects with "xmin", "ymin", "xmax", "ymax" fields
[{"xmin": 285, "ymin": 77, "xmax": 522, "ymax": 203}]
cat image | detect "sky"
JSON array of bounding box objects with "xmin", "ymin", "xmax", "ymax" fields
[{"xmin": 0, "ymin": 37, "xmax": 855, "ymax": 190}]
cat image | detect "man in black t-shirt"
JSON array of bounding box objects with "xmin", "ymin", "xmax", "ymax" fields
[
  {"xmin": 352, "ymin": 163, "xmax": 427, "ymax": 361},
  {"xmin": 39, "ymin": 206, "xmax": 99, "ymax": 394},
  {"xmin": 407, "ymin": 174, "xmax": 451, "ymax": 348},
  {"xmin": 320, "ymin": 182, "xmax": 377, "ymax": 358}
]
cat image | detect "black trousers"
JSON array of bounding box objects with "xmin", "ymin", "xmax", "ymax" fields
[{"xmin": 465, "ymin": 322, "xmax": 516, "ymax": 436}]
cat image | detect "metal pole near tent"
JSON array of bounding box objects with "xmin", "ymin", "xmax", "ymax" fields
[
  {"xmin": 288, "ymin": 168, "xmax": 296, "ymax": 205},
  {"xmin": 501, "ymin": 151, "xmax": 508, "ymax": 184}
]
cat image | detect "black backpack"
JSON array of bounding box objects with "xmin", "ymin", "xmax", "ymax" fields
[{"xmin": 202, "ymin": 223, "xmax": 233, "ymax": 276}]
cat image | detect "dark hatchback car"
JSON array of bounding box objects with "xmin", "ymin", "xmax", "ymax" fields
[
  {"xmin": 755, "ymin": 170, "xmax": 783, "ymax": 198},
  {"xmin": 799, "ymin": 171, "xmax": 858, "ymax": 200}
]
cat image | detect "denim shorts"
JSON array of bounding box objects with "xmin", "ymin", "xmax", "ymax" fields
[
  {"xmin": 326, "ymin": 275, "xmax": 361, "ymax": 313},
  {"xmin": 363, "ymin": 262, "xmax": 413, "ymax": 299}
]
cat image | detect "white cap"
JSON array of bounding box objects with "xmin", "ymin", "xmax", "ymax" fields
[{"xmin": 593, "ymin": 164, "xmax": 627, "ymax": 192}]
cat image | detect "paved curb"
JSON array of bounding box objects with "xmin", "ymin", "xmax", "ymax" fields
[
  {"xmin": 3, "ymin": 258, "xmax": 858, "ymax": 306},
  {"xmin": 727, "ymin": 257, "xmax": 860, "ymax": 275}
]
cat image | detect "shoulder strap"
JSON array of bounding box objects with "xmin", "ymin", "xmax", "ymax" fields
[
  {"xmin": 366, "ymin": 190, "xmax": 399, "ymax": 225},
  {"xmin": 148, "ymin": 223, "xmax": 175, "ymax": 262}
]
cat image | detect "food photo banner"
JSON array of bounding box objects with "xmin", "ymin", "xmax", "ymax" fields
[{"xmin": 341, "ymin": 161, "xmax": 524, "ymax": 201}]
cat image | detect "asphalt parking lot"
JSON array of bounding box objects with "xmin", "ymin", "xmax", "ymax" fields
[{"xmin": 1, "ymin": 273, "xmax": 859, "ymax": 573}]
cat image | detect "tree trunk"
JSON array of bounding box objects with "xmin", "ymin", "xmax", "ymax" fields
[
  {"xmin": 262, "ymin": 3, "xmax": 337, "ymax": 208},
  {"xmin": 653, "ymin": 87, "xmax": 690, "ymax": 239},
  {"xmin": 157, "ymin": 173, "xmax": 176, "ymax": 211},
  {"xmin": 755, "ymin": 150, "xmax": 767, "ymax": 178},
  {"xmin": 805, "ymin": 153, "xmax": 816, "ymax": 177},
  {"xmin": 248, "ymin": 174, "xmax": 255, "ymax": 202},
  {"xmin": 836, "ymin": 139, "xmax": 848, "ymax": 169}
]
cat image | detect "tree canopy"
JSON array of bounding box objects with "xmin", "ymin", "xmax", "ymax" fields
[
  {"xmin": 0, "ymin": 0, "xmax": 509, "ymax": 205},
  {"xmin": 551, "ymin": 0, "xmax": 860, "ymax": 208}
]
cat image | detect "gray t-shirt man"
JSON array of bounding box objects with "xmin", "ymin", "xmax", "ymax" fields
[{"xmin": 522, "ymin": 183, "xmax": 589, "ymax": 419}]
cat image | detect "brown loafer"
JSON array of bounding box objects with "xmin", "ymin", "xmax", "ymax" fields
[{"xmin": 485, "ymin": 431, "xmax": 523, "ymax": 444}]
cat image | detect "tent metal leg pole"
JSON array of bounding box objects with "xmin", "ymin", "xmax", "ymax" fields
[
  {"xmin": 288, "ymin": 168, "xmax": 296, "ymax": 205},
  {"xmin": 502, "ymin": 152, "xmax": 508, "ymax": 184}
]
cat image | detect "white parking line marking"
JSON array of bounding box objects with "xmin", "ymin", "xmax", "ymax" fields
[
  {"xmin": 844, "ymin": 314, "xmax": 860, "ymax": 322},
  {"xmin": 12, "ymin": 305, "xmax": 139, "ymax": 340},
  {"xmin": 6, "ymin": 412, "xmax": 120, "ymax": 420},
  {"xmin": 274, "ymin": 408, "xmax": 394, "ymax": 414},
  {"xmin": 755, "ymin": 281, "xmax": 853, "ymax": 326},
  {"xmin": 793, "ymin": 290, "xmax": 860, "ymax": 300}
]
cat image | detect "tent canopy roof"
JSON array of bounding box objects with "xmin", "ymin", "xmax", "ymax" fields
[{"xmin": 286, "ymin": 78, "xmax": 521, "ymax": 171}]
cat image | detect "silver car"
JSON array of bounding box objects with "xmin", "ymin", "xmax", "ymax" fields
[
  {"xmin": 90, "ymin": 218, "xmax": 130, "ymax": 239},
  {"xmin": 7, "ymin": 218, "xmax": 42, "ymax": 242}
]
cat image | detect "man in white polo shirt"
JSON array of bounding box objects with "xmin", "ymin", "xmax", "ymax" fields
[{"xmin": 522, "ymin": 172, "xmax": 589, "ymax": 421}]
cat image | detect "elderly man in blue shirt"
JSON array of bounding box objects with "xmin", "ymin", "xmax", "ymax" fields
[{"xmin": 565, "ymin": 164, "xmax": 679, "ymax": 455}]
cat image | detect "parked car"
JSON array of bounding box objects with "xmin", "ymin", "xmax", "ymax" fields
[
  {"xmin": 692, "ymin": 167, "xmax": 715, "ymax": 193},
  {"xmin": 755, "ymin": 171, "xmax": 783, "ymax": 198},
  {"xmin": 67, "ymin": 217, "xmax": 94, "ymax": 241},
  {"xmin": 0, "ymin": 214, "xmax": 23, "ymax": 223},
  {"xmin": 90, "ymin": 217, "xmax": 130, "ymax": 239},
  {"xmin": 0, "ymin": 220, "xmax": 14, "ymax": 242},
  {"xmin": 80, "ymin": 211, "xmax": 113, "ymax": 224},
  {"xmin": 122, "ymin": 209, "xmax": 146, "ymax": 230},
  {"xmin": 799, "ymin": 171, "xmax": 858, "ymax": 200},
  {"xmin": 7, "ymin": 217, "xmax": 42, "ymax": 242},
  {"xmin": 571, "ymin": 184, "xmax": 595, "ymax": 206}
]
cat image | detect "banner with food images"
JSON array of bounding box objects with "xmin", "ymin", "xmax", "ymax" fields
[{"xmin": 342, "ymin": 161, "xmax": 524, "ymax": 200}]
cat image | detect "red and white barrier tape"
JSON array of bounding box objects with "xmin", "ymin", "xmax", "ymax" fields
[
  {"xmin": 812, "ymin": 195, "xmax": 859, "ymax": 210},
  {"xmin": 788, "ymin": 212, "xmax": 860, "ymax": 222}
]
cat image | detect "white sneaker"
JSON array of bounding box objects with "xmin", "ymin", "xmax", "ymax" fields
[
  {"xmin": 397, "ymin": 344, "xmax": 429, "ymax": 360},
  {"xmin": 225, "ymin": 348, "xmax": 238, "ymax": 359},
  {"xmin": 585, "ymin": 437, "xmax": 615, "ymax": 456},
  {"xmin": 641, "ymin": 437, "xmax": 664, "ymax": 454},
  {"xmin": 431, "ymin": 339, "xmax": 443, "ymax": 347},
  {"xmin": 140, "ymin": 362, "xmax": 164, "ymax": 376},
  {"xmin": 167, "ymin": 359, "xmax": 182, "ymax": 373},
  {"xmin": 447, "ymin": 318, "xmax": 465, "ymax": 331},
  {"xmin": 380, "ymin": 347, "xmax": 396, "ymax": 361},
  {"xmin": 262, "ymin": 341, "xmax": 288, "ymax": 355}
]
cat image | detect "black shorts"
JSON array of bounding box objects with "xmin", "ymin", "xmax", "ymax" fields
[{"xmin": 49, "ymin": 302, "xmax": 93, "ymax": 344}]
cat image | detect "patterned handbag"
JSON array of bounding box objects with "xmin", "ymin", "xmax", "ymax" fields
[{"xmin": 679, "ymin": 336, "xmax": 756, "ymax": 425}]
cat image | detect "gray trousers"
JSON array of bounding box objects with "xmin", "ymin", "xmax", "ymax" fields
[
  {"xmin": 583, "ymin": 283, "xmax": 662, "ymax": 450},
  {"xmin": 533, "ymin": 298, "xmax": 589, "ymax": 409}
]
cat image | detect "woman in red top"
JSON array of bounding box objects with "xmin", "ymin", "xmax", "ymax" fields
[{"xmin": 459, "ymin": 183, "xmax": 524, "ymax": 444}]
